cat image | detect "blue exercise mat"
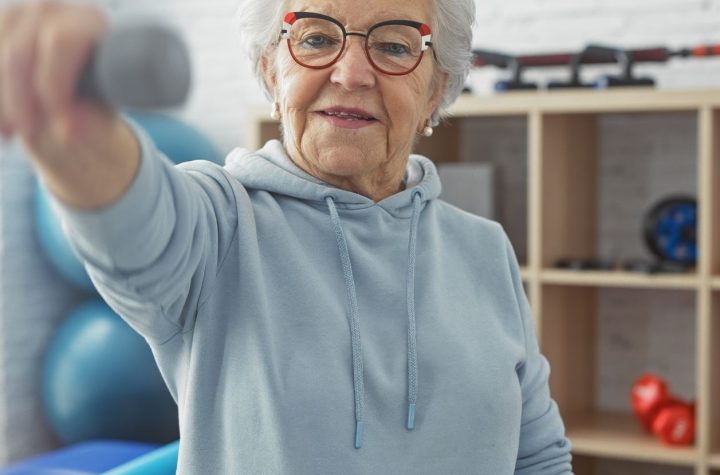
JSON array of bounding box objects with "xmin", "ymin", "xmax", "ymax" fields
[
  {"xmin": 0, "ymin": 441, "xmax": 159, "ymax": 475},
  {"xmin": 102, "ymin": 440, "xmax": 179, "ymax": 475}
]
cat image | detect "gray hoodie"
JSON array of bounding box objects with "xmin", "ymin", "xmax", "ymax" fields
[{"xmin": 49, "ymin": 117, "xmax": 573, "ymax": 474}]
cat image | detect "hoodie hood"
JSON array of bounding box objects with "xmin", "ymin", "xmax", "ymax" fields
[
  {"xmin": 224, "ymin": 139, "xmax": 441, "ymax": 449},
  {"xmin": 224, "ymin": 139, "xmax": 442, "ymax": 217}
]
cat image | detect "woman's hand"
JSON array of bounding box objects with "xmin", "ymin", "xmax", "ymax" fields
[
  {"xmin": 0, "ymin": 0, "xmax": 113, "ymax": 152},
  {"xmin": 0, "ymin": 0, "xmax": 140, "ymax": 210}
]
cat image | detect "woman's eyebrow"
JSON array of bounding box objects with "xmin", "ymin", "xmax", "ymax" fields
[{"xmin": 294, "ymin": 9, "xmax": 425, "ymax": 28}]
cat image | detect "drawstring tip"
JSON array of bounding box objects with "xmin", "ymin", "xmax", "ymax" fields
[
  {"xmin": 355, "ymin": 421, "xmax": 364, "ymax": 449},
  {"xmin": 407, "ymin": 403, "xmax": 416, "ymax": 430}
]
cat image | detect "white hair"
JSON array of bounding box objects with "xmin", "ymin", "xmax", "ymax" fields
[{"xmin": 234, "ymin": 0, "xmax": 475, "ymax": 126}]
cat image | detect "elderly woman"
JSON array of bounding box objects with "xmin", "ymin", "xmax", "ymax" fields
[{"xmin": 0, "ymin": 0, "xmax": 573, "ymax": 473}]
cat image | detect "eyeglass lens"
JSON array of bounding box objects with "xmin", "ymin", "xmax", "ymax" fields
[{"xmin": 287, "ymin": 18, "xmax": 425, "ymax": 74}]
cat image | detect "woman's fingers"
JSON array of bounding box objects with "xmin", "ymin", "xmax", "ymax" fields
[
  {"xmin": 2, "ymin": 0, "xmax": 55, "ymax": 138},
  {"xmin": 0, "ymin": 1, "xmax": 108, "ymax": 146},
  {"xmin": 35, "ymin": 4, "xmax": 108, "ymax": 121},
  {"xmin": 0, "ymin": 4, "xmax": 23, "ymax": 137}
]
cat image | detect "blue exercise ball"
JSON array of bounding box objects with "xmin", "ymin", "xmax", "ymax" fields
[
  {"xmin": 42, "ymin": 299, "xmax": 179, "ymax": 445},
  {"xmin": 125, "ymin": 111, "xmax": 222, "ymax": 166},
  {"xmin": 34, "ymin": 113, "xmax": 222, "ymax": 291},
  {"xmin": 34, "ymin": 180, "xmax": 95, "ymax": 291}
]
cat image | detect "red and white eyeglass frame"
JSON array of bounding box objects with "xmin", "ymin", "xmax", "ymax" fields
[{"xmin": 281, "ymin": 11, "xmax": 433, "ymax": 55}]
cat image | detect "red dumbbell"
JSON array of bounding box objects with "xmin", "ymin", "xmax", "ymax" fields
[
  {"xmin": 630, "ymin": 374, "xmax": 695, "ymax": 446},
  {"xmin": 652, "ymin": 400, "xmax": 695, "ymax": 446},
  {"xmin": 631, "ymin": 374, "xmax": 670, "ymax": 432}
]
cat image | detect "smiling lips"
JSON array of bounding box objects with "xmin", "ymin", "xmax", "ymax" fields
[{"xmin": 319, "ymin": 107, "xmax": 379, "ymax": 129}]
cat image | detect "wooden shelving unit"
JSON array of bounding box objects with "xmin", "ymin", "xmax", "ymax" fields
[
  {"xmin": 540, "ymin": 270, "xmax": 700, "ymax": 289},
  {"xmin": 248, "ymin": 88, "xmax": 720, "ymax": 475},
  {"xmin": 568, "ymin": 412, "xmax": 697, "ymax": 466}
]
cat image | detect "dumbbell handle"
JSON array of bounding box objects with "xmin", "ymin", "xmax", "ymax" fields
[{"xmin": 77, "ymin": 22, "xmax": 192, "ymax": 109}]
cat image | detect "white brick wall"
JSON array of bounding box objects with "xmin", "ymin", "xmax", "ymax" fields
[
  {"xmin": 108, "ymin": 0, "xmax": 720, "ymax": 149},
  {"xmin": 0, "ymin": 0, "xmax": 718, "ymax": 470},
  {"xmin": 0, "ymin": 141, "xmax": 86, "ymax": 464},
  {"xmin": 470, "ymin": 0, "xmax": 720, "ymax": 94}
]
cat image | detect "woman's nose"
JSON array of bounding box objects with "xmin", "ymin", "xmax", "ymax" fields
[{"xmin": 329, "ymin": 36, "xmax": 376, "ymax": 90}]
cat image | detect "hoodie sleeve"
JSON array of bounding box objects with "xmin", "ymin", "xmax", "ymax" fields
[
  {"xmin": 503, "ymin": 235, "xmax": 574, "ymax": 475},
  {"xmin": 45, "ymin": 116, "xmax": 243, "ymax": 344}
]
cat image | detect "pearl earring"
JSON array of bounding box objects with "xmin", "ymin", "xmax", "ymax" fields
[
  {"xmin": 422, "ymin": 120, "xmax": 434, "ymax": 137},
  {"xmin": 271, "ymin": 102, "xmax": 281, "ymax": 121}
]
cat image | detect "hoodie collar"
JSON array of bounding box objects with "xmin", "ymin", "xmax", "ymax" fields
[{"xmin": 224, "ymin": 140, "xmax": 441, "ymax": 218}]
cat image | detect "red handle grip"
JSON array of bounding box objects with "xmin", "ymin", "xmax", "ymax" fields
[{"xmin": 691, "ymin": 44, "xmax": 720, "ymax": 57}]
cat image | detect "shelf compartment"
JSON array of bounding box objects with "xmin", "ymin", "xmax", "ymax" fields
[
  {"xmin": 540, "ymin": 113, "xmax": 598, "ymax": 270},
  {"xmin": 540, "ymin": 270, "xmax": 699, "ymax": 289},
  {"xmin": 710, "ymin": 292, "xmax": 720, "ymax": 456},
  {"xmin": 452, "ymin": 115, "xmax": 529, "ymax": 265},
  {"xmin": 711, "ymin": 109, "xmax": 720, "ymax": 275},
  {"xmin": 541, "ymin": 285, "xmax": 596, "ymax": 418},
  {"xmin": 540, "ymin": 111, "xmax": 699, "ymax": 277},
  {"xmin": 567, "ymin": 412, "xmax": 697, "ymax": 466},
  {"xmin": 541, "ymin": 285, "xmax": 697, "ymax": 466}
]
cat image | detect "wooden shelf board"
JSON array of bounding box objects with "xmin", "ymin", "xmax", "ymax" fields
[
  {"xmin": 449, "ymin": 88, "xmax": 720, "ymax": 116},
  {"xmin": 540, "ymin": 270, "xmax": 699, "ymax": 289},
  {"xmin": 249, "ymin": 89, "xmax": 720, "ymax": 127},
  {"xmin": 520, "ymin": 267, "xmax": 531, "ymax": 282},
  {"xmin": 712, "ymin": 278, "xmax": 720, "ymax": 290},
  {"xmin": 709, "ymin": 454, "xmax": 720, "ymax": 469},
  {"xmin": 566, "ymin": 412, "xmax": 698, "ymax": 466}
]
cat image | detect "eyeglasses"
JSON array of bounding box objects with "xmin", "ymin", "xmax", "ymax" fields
[{"xmin": 280, "ymin": 12, "xmax": 434, "ymax": 76}]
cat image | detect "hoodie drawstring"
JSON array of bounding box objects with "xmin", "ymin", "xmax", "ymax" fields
[
  {"xmin": 406, "ymin": 191, "xmax": 422, "ymax": 430},
  {"xmin": 325, "ymin": 192, "xmax": 423, "ymax": 449},
  {"xmin": 326, "ymin": 196, "xmax": 365, "ymax": 449}
]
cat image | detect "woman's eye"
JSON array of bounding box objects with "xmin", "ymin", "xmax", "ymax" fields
[
  {"xmin": 376, "ymin": 42, "xmax": 409, "ymax": 56},
  {"xmin": 301, "ymin": 35, "xmax": 336, "ymax": 49}
]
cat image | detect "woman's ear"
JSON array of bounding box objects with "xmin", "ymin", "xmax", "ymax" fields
[
  {"xmin": 427, "ymin": 71, "xmax": 449, "ymax": 120},
  {"xmin": 260, "ymin": 53, "xmax": 278, "ymax": 98}
]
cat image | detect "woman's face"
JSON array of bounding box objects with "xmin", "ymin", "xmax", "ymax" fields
[{"xmin": 262, "ymin": 0, "xmax": 446, "ymax": 198}]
